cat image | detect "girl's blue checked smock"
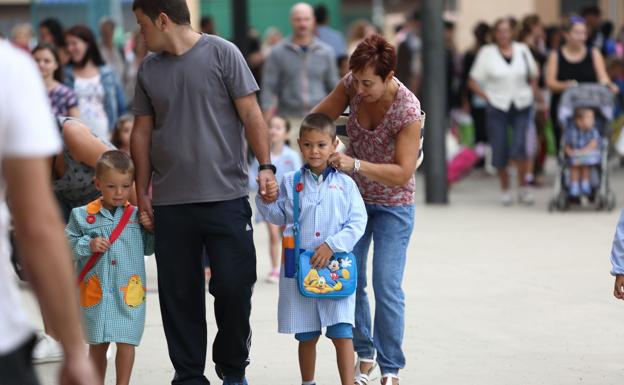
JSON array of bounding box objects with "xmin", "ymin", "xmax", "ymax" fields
[
  {"xmin": 65, "ymin": 198, "xmax": 154, "ymax": 346},
  {"xmin": 256, "ymin": 167, "xmax": 367, "ymax": 334}
]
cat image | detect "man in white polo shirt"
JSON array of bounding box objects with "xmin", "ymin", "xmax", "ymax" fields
[{"xmin": 0, "ymin": 39, "xmax": 97, "ymax": 385}]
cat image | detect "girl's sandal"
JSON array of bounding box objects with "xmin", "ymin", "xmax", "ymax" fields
[
  {"xmin": 354, "ymin": 356, "xmax": 378, "ymax": 385},
  {"xmin": 380, "ymin": 373, "xmax": 400, "ymax": 385}
]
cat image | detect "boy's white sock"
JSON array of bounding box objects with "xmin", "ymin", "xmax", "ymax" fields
[{"xmin": 302, "ymin": 381, "xmax": 316, "ymax": 385}]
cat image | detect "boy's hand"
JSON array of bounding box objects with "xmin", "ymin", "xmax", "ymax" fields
[
  {"xmin": 139, "ymin": 211, "xmax": 154, "ymax": 232},
  {"xmin": 310, "ymin": 243, "xmax": 333, "ymax": 269},
  {"xmin": 89, "ymin": 237, "xmax": 111, "ymax": 253},
  {"xmin": 614, "ymin": 275, "xmax": 624, "ymax": 299}
]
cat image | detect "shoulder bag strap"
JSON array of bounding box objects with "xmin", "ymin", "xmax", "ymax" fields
[{"xmin": 77, "ymin": 204, "xmax": 135, "ymax": 284}]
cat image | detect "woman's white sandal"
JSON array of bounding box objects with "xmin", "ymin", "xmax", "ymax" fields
[
  {"xmin": 354, "ymin": 356, "xmax": 378, "ymax": 385},
  {"xmin": 380, "ymin": 373, "xmax": 400, "ymax": 385}
]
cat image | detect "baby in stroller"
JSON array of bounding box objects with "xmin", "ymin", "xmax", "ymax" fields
[{"xmin": 564, "ymin": 108, "xmax": 601, "ymax": 197}]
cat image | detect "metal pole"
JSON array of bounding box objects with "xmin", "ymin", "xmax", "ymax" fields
[
  {"xmin": 422, "ymin": 0, "xmax": 448, "ymax": 204},
  {"xmin": 371, "ymin": 0, "xmax": 384, "ymax": 30},
  {"xmin": 232, "ymin": 0, "xmax": 248, "ymax": 55}
]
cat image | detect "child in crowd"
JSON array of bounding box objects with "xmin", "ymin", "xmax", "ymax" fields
[
  {"xmin": 256, "ymin": 113, "xmax": 367, "ymax": 385},
  {"xmin": 65, "ymin": 150, "xmax": 154, "ymax": 385},
  {"xmin": 111, "ymin": 114, "xmax": 134, "ymax": 154},
  {"xmin": 565, "ymin": 108, "xmax": 601, "ymax": 197},
  {"xmin": 250, "ymin": 115, "xmax": 302, "ymax": 283}
]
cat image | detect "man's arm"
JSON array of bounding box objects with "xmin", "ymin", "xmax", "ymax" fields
[
  {"xmin": 4, "ymin": 157, "xmax": 99, "ymax": 385},
  {"xmin": 234, "ymin": 93, "xmax": 277, "ymax": 202},
  {"xmin": 131, "ymin": 115, "xmax": 154, "ymax": 218}
]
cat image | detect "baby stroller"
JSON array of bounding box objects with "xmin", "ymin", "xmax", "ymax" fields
[{"xmin": 549, "ymin": 83, "xmax": 616, "ymax": 211}]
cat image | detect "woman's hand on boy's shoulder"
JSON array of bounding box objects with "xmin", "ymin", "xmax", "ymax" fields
[{"xmin": 139, "ymin": 211, "xmax": 155, "ymax": 232}]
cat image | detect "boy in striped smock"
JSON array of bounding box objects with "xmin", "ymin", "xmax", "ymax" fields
[
  {"xmin": 256, "ymin": 113, "xmax": 367, "ymax": 385},
  {"xmin": 65, "ymin": 150, "xmax": 154, "ymax": 385}
]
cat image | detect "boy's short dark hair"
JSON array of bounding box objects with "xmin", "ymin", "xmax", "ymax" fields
[
  {"xmin": 96, "ymin": 150, "xmax": 135, "ymax": 178},
  {"xmin": 299, "ymin": 113, "xmax": 336, "ymax": 140},
  {"xmin": 132, "ymin": 0, "xmax": 191, "ymax": 25}
]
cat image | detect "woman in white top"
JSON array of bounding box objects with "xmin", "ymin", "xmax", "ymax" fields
[
  {"xmin": 64, "ymin": 25, "xmax": 126, "ymax": 139},
  {"xmin": 469, "ymin": 18, "xmax": 538, "ymax": 206}
]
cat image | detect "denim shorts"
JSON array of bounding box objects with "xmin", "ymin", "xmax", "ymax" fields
[
  {"xmin": 294, "ymin": 323, "xmax": 353, "ymax": 342},
  {"xmin": 486, "ymin": 104, "xmax": 531, "ymax": 169}
]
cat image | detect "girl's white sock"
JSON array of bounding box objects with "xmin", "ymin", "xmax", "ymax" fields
[{"xmin": 302, "ymin": 381, "xmax": 316, "ymax": 385}]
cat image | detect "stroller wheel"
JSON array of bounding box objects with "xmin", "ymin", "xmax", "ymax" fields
[
  {"xmin": 595, "ymin": 195, "xmax": 605, "ymax": 211},
  {"xmin": 556, "ymin": 194, "xmax": 568, "ymax": 211},
  {"xmin": 548, "ymin": 199, "xmax": 556, "ymax": 212}
]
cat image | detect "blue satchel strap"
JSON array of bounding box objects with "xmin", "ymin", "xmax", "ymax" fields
[{"xmin": 293, "ymin": 170, "xmax": 302, "ymax": 267}]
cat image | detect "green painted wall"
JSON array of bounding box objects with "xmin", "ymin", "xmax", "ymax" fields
[{"xmin": 200, "ymin": 0, "xmax": 342, "ymax": 40}]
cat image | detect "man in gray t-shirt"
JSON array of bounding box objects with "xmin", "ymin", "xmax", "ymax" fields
[{"xmin": 131, "ymin": 1, "xmax": 277, "ymax": 384}]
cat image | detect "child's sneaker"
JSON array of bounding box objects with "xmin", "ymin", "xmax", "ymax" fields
[
  {"xmin": 569, "ymin": 182, "xmax": 581, "ymax": 197},
  {"xmin": 581, "ymin": 180, "xmax": 592, "ymax": 196},
  {"xmin": 32, "ymin": 334, "xmax": 63, "ymax": 364},
  {"xmin": 265, "ymin": 270, "xmax": 280, "ymax": 284}
]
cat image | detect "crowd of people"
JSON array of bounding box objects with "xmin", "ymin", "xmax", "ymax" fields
[{"xmin": 2, "ymin": 1, "xmax": 624, "ymax": 385}]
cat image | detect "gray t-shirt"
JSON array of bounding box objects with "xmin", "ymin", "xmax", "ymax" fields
[{"xmin": 133, "ymin": 34, "xmax": 259, "ymax": 205}]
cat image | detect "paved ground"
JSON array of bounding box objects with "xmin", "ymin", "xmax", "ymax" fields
[{"xmin": 28, "ymin": 161, "xmax": 624, "ymax": 384}]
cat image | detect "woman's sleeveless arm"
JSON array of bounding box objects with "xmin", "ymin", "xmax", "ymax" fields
[
  {"xmin": 311, "ymin": 74, "xmax": 351, "ymax": 120},
  {"xmin": 62, "ymin": 120, "xmax": 110, "ymax": 168},
  {"xmin": 355, "ymin": 119, "xmax": 422, "ymax": 187},
  {"xmin": 545, "ymin": 51, "xmax": 567, "ymax": 93}
]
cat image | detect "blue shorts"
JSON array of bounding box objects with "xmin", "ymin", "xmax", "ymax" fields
[
  {"xmin": 294, "ymin": 323, "xmax": 353, "ymax": 342},
  {"xmin": 486, "ymin": 104, "xmax": 531, "ymax": 169}
]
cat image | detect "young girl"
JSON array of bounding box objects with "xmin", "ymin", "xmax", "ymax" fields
[
  {"xmin": 32, "ymin": 43, "xmax": 80, "ymax": 118},
  {"xmin": 65, "ymin": 150, "xmax": 153, "ymax": 385},
  {"xmin": 256, "ymin": 113, "xmax": 367, "ymax": 385},
  {"xmin": 111, "ymin": 114, "xmax": 133, "ymax": 154},
  {"xmin": 250, "ymin": 115, "xmax": 302, "ymax": 283}
]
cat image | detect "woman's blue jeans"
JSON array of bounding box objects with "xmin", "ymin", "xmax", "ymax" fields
[{"xmin": 353, "ymin": 203, "xmax": 415, "ymax": 376}]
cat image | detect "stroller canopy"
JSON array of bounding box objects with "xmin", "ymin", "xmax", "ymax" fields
[{"xmin": 557, "ymin": 83, "xmax": 614, "ymax": 125}]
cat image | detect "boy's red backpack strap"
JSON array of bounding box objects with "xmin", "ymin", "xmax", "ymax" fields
[{"xmin": 77, "ymin": 205, "xmax": 135, "ymax": 285}]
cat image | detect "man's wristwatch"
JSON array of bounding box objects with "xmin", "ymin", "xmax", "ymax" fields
[
  {"xmin": 258, "ymin": 163, "xmax": 277, "ymax": 174},
  {"xmin": 353, "ymin": 158, "xmax": 361, "ymax": 173}
]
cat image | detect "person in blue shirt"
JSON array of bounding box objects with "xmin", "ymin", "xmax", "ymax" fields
[{"xmin": 256, "ymin": 113, "xmax": 367, "ymax": 385}]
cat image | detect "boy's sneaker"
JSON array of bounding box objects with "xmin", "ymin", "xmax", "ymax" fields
[
  {"xmin": 518, "ymin": 187, "xmax": 535, "ymax": 205},
  {"xmin": 581, "ymin": 180, "xmax": 592, "ymax": 196},
  {"xmin": 501, "ymin": 191, "xmax": 513, "ymax": 206},
  {"xmin": 32, "ymin": 334, "xmax": 63, "ymax": 364}
]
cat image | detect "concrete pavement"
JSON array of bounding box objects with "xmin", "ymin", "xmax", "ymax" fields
[{"xmin": 29, "ymin": 163, "xmax": 624, "ymax": 384}]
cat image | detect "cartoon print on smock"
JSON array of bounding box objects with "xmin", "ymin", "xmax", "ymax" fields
[{"xmin": 121, "ymin": 274, "xmax": 146, "ymax": 307}]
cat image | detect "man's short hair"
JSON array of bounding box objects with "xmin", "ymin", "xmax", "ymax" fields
[
  {"xmin": 314, "ymin": 4, "xmax": 328, "ymax": 25},
  {"xmin": 96, "ymin": 150, "xmax": 135, "ymax": 178},
  {"xmin": 132, "ymin": 0, "xmax": 191, "ymax": 25},
  {"xmin": 299, "ymin": 113, "xmax": 336, "ymax": 140}
]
